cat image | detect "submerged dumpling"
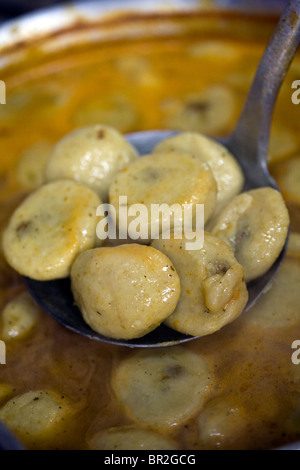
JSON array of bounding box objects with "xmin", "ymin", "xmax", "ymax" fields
[
  {"xmin": 197, "ymin": 395, "xmax": 248, "ymax": 450},
  {"xmin": 2, "ymin": 180, "xmax": 101, "ymax": 280},
  {"xmin": 0, "ymin": 390, "xmax": 74, "ymax": 446},
  {"xmin": 16, "ymin": 140, "xmax": 53, "ymax": 190},
  {"xmin": 45, "ymin": 124, "xmax": 138, "ymax": 201},
  {"xmin": 70, "ymin": 244, "xmax": 181, "ymax": 340},
  {"xmin": 272, "ymin": 155, "xmax": 300, "ymax": 204},
  {"xmin": 152, "ymin": 231, "xmax": 248, "ymax": 337},
  {"xmin": 162, "ymin": 85, "xmax": 235, "ymax": 135},
  {"xmin": 89, "ymin": 426, "xmax": 178, "ymax": 450},
  {"xmin": 245, "ymin": 258, "xmax": 300, "ymax": 329},
  {"xmin": 0, "ymin": 384, "xmax": 14, "ymax": 404},
  {"xmin": 1, "ymin": 291, "xmax": 40, "ymax": 341},
  {"xmin": 111, "ymin": 347, "xmax": 212, "ymax": 428}
]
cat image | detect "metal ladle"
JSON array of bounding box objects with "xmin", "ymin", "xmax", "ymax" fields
[{"xmin": 25, "ymin": 0, "xmax": 300, "ymax": 347}]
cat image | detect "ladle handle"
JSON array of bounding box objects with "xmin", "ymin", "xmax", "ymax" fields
[{"xmin": 227, "ymin": 0, "xmax": 300, "ymax": 187}]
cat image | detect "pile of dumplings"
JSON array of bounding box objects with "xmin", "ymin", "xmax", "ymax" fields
[{"xmin": 2, "ymin": 125, "xmax": 289, "ymax": 340}]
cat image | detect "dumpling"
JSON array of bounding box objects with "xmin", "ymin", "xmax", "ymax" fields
[
  {"xmin": 111, "ymin": 347, "xmax": 212, "ymax": 428},
  {"xmin": 71, "ymin": 244, "xmax": 181, "ymax": 340},
  {"xmin": 152, "ymin": 231, "xmax": 248, "ymax": 337},
  {"xmin": 2, "ymin": 180, "xmax": 101, "ymax": 280},
  {"xmin": 45, "ymin": 124, "xmax": 138, "ymax": 201},
  {"xmin": 109, "ymin": 150, "xmax": 217, "ymax": 241},
  {"xmin": 210, "ymin": 187, "xmax": 289, "ymax": 282}
]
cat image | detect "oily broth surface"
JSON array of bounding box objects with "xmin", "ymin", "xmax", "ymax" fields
[{"xmin": 0, "ymin": 26, "xmax": 300, "ymax": 450}]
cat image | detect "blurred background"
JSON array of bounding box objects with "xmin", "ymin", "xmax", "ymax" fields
[{"xmin": 0, "ymin": 0, "xmax": 290, "ymax": 23}]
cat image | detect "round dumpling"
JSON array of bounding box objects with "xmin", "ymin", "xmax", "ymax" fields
[
  {"xmin": 16, "ymin": 141, "xmax": 53, "ymax": 190},
  {"xmin": 72, "ymin": 95, "xmax": 138, "ymax": 132},
  {"xmin": 0, "ymin": 390, "xmax": 74, "ymax": 446},
  {"xmin": 111, "ymin": 347, "xmax": 212, "ymax": 428},
  {"xmin": 1, "ymin": 291, "xmax": 40, "ymax": 341},
  {"xmin": 45, "ymin": 124, "xmax": 138, "ymax": 201},
  {"xmin": 272, "ymin": 155, "xmax": 300, "ymax": 204},
  {"xmin": 269, "ymin": 126, "xmax": 298, "ymax": 163},
  {"xmin": 109, "ymin": 150, "xmax": 217, "ymax": 240},
  {"xmin": 70, "ymin": 244, "xmax": 181, "ymax": 340},
  {"xmin": 2, "ymin": 180, "xmax": 101, "ymax": 280},
  {"xmin": 162, "ymin": 85, "xmax": 235, "ymax": 135},
  {"xmin": 197, "ymin": 396, "xmax": 248, "ymax": 450},
  {"xmin": 89, "ymin": 426, "xmax": 178, "ymax": 450},
  {"xmin": 154, "ymin": 132, "xmax": 244, "ymax": 212},
  {"xmin": 188, "ymin": 40, "xmax": 239, "ymax": 60},
  {"xmin": 152, "ymin": 231, "xmax": 248, "ymax": 337},
  {"xmin": 210, "ymin": 187, "xmax": 289, "ymax": 282}
]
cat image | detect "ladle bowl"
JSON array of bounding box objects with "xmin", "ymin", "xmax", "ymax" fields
[{"xmin": 24, "ymin": 0, "xmax": 300, "ymax": 347}]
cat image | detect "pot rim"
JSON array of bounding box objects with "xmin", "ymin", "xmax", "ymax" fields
[{"xmin": 0, "ymin": 0, "xmax": 298, "ymax": 452}]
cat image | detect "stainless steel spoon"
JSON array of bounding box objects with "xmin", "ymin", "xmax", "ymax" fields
[{"xmin": 24, "ymin": 0, "xmax": 300, "ymax": 348}]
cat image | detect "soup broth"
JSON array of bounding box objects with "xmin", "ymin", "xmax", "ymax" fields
[{"xmin": 0, "ymin": 10, "xmax": 300, "ymax": 450}]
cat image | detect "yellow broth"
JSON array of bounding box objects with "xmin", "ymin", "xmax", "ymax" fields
[{"xmin": 0, "ymin": 11, "xmax": 300, "ymax": 450}]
